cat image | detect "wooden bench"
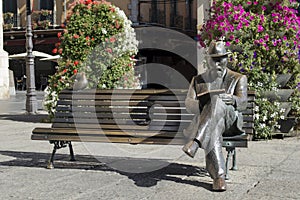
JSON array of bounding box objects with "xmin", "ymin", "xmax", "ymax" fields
[{"xmin": 32, "ymin": 89, "xmax": 255, "ymax": 179}]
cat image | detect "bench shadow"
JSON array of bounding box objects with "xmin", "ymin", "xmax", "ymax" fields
[
  {"xmin": 0, "ymin": 150, "xmax": 212, "ymax": 191},
  {"xmin": 0, "ymin": 113, "xmax": 49, "ymax": 123}
]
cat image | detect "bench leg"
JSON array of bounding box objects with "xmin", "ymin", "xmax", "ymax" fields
[
  {"xmin": 225, "ymin": 147, "xmax": 235, "ymax": 180},
  {"xmin": 47, "ymin": 141, "xmax": 74, "ymax": 169},
  {"xmin": 68, "ymin": 142, "xmax": 76, "ymax": 161},
  {"xmin": 231, "ymin": 149, "xmax": 238, "ymax": 171},
  {"xmin": 47, "ymin": 142, "xmax": 58, "ymax": 169}
]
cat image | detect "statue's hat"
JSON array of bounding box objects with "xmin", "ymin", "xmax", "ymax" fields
[{"xmin": 207, "ymin": 41, "xmax": 231, "ymax": 57}]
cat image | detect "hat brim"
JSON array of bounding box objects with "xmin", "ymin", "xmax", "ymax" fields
[{"xmin": 209, "ymin": 52, "xmax": 231, "ymax": 57}]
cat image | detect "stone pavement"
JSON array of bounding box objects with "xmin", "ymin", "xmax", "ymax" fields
[{"xmin": 0, "ymin": 91, "xmax": 300, "ymax": 200}]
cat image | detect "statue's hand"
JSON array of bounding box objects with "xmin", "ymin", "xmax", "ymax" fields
[{"xmin": 219, "ymin": 93, "xmax": 234, "ymax": 105}]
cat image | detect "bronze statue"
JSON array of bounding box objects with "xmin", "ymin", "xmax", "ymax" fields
[{"xmin": 182, "ymin": 41, "xmax": 248, "ymax": 191}]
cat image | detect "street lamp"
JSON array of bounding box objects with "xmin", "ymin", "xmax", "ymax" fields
[{"xmin": 25, "ymin": 0, "xmax": 37, "ymax": 114}]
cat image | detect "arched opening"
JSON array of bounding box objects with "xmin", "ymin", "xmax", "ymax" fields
[{"xmin": 136, "ymin": 49, "xmax": 197, "ymax": 89}]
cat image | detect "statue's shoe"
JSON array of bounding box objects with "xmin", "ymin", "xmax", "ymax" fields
[
  {"xmin": 212, "ymin": 177, "xmax": 227, "ymax": 192},
  {"xmin": 182, "ymin": 140, "xmax": 199, "ymax": 158}
]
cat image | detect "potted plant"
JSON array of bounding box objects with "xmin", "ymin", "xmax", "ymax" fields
[
  {"xmin": 3, "ymin": 12, "xmax": 14, "ymax": 30},
  {"xmin": 199, "ymin": 0, "xmax": 300, "ymax": 139},
  {"xmin": 44, "ymin": 0, "xmax": 139, "ymax": 118},
  {"xmin": 31, "ymin": 10, "xmax": 52, "ymax": 29}
]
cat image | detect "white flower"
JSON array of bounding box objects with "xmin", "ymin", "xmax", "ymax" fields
[
  {"xmin": 262, "ymin": 116, "xmax": 267, "ymax": 122},
  {"xmin": 274, "ymin": 102, "xmax": 280, "ymax": 106},
  {"xmin": 280, "ymin": 108, "xmax": 286, "ymax": 113},
  {"xmin": 260, "ymin": 123, "xmax": 266, "ymax": 128},
  {"xmin": 101, "ymin": 28, "xmax": 107, "ymax": 35},
  {"xmin": 254, "ymin": 114, "xmax": 259, "ymax": 120},
  {"xmin": 258, "ymin": 82, "xmax": 263, "ymax": 87},
  {"xmin": 254, "ymin": 106, "xmax": 259, "ymax": 112},
  {"xmin": 280, "ymin": 115, "xmax": 285, "ymax": 120},
  {"xmin": 272, "ymin": 87, "xmax": 278, "ymax": 92}
]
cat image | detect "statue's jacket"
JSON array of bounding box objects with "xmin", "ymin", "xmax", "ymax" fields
[{"xmin": 183, "ymin": 68, "xmax": 248, "ymax": 141}]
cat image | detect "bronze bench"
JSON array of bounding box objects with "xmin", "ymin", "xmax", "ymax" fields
[{"xmin": 32, "ymin": 89, "xmax": 255, "ymax": 179}]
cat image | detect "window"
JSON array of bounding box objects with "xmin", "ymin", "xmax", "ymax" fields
[
  {"xmin": 3, "ymin": 0, "xmax": 17, "ymax": 26},
  {"xmin": 170, "ymin": 0, "xmax": 177, "ymax": 27},
  {"xmin": 40, "ymin": 0, "xmax": 53, "ymax": 10},
  {"xmin": 39, "ymin": 0, "xmax": 54, "ymax": 23}
]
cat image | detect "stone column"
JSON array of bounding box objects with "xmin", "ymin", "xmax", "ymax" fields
[
  {"xmin": 197, "ymin": 0, "xmax": 211, "ymax": 74},
  {"xmin": 0, "ymin": 0, "xmax": 10, "ymax": 99},
  {"xmin": 9, "ymin": 70, "xmax": 16, "ymax": 96},
  {"xmin": 129, "ymin": 0, "xmax": 139, "ymax": 24},
  {"xmin": 53, "ymin": 0, "xmax": 57, "ymax": 26}
]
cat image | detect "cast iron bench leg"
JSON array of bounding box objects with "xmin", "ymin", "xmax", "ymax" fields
[
  {"xmin": 47, "ymin": 141, "xmax": 74, "ymax": 169},
  {"xmin": 225, "ymin": 147, "xmax": 234, "ymax": 180},
  {"xmin": 68, "ymin": 142, "xmax": 76, "ymax": 161},
  {"xmin": 47, "ymin": 141, "xmax": 59, "ymax": 169},
  {"xmin": 231, "ymin": 149, "xmax": 238, "ymax": 170}
]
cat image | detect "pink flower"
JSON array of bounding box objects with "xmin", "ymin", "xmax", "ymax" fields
[
  {"xmin": 257, "ymin": 25, "xmax": 264, "ymax": 32},
  {"xmin": 264, "ymin": 34, "xmax": 269, "ymax": 41},
  {"xmin": 283, "ymin": 36, "xmax": 287, "ymax": 41},
  {"xmin": 247, "ymin": 2, "xmax": 252, "ymax": 5},
  {"xmin": 262, "ymin": 6, "xmax": 266, "ymax": 11},
  {"xmin": 226, "ymin": 41, "xmax": 231, "ymax": 46},
  {"xmin": 259, "ymin": 38, "xmax": 264, "ymax": 43}
]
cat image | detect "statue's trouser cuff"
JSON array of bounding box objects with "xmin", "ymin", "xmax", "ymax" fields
[{"xmin": 205, "ymin": 138, "xmax": 226, "ymax": 179}]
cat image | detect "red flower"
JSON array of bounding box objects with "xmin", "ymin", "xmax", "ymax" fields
[
  {"xmin": 86, "ymin": 36, "xmax": 90, "ymax": 40},
  {"xmin": 60, "ymin": 23, "xmax": 65, "ymax": 28},
  {"xmin": 73, "ymin": 69, "xmax": 78, "ymax": 74},
  {"xmin": 74, "ymin": 61, "xmax": 79, "ymax": 66},
  {"xmin": 105, "ymin": 48, "xmax": 112, "ymax": 53},
  {"xmin": 115, "ymin": 20, "xmax": 120, "ymax": 29},
  {"xmin": 109, "ymin": 7, "xmax": 115, "ymax": 12},
  {"xmin": 58, "ymin": 48, "xmax": 63, "ymax": 54},
  {"xmin": 73, "ymin": 34, "xmax": 80, "ymax": 39},
  {"xmin": 52, "ymin": 48, "xmax": 58, "ymax": 54},
  {"xmin": 110, "ymin": 37, "xmax": 116, "ymax": 43},
  {"xmin": 63, "ymin": 69, "xmax": 67, "ymax": 73},
  {"xmin": 91, "ymin": 37, "xmax": 95, "ymax": 41},
  {"xmin": 85, "ymin": 0, "xmax": 92, "ymax": 5},
  {"xmin": 55, "ymin": 42, "xmax": 61, "ymax": 47},
  {"xmin": 57, "ymin": 32, "xmax": 62, "ymax": 38}
]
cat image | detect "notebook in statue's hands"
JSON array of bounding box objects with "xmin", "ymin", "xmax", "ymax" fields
[
  {"xmin": 196, "ymin": 89, "xmax": 225, "ymax": 98},
  {"xmin": 196, "ymin": 89, "xmax": 225, "ymax": 106}
]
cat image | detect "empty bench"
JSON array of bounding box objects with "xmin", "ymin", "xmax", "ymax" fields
[{"xmin": 32, "ymin": 89, "xmax": 255, "ymax": 179}]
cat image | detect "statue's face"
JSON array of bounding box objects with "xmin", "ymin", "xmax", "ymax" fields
[{"xmin": 208, "ymin": 56, "xmax": 228, "ymax": 78}]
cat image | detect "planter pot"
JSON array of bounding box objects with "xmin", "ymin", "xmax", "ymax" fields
[
  {"xmin": 260, "ymin": 89, "xmax": 294, "ymax": 101},
  {"xmin": 275, "ymin": 74, "xmax": 292, "ymax": 88},
  {"xmin": 280, "ymin": 102, "xmax": 292, "ymax": 117},
  {"xmin": 278, "ymin": 117, "xmax": 297, "ymax": 133}
]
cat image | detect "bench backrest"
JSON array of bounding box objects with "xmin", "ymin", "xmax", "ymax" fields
[{"xmin": 52, "ymin": 89, "xmax": 255, "ymax": 144}]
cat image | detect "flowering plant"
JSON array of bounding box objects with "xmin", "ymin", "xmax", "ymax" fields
[
  {"xmin": 199, "ymin": 0, "xmax": 300, "ymax": 139},
  {"xmin": 44, "ymin": 0, "xmax": 139, "ymax": 118}
]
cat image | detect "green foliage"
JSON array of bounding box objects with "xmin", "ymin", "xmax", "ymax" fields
[
  {"xmin": 200, "ymin": 0, "xmax": 300, "ymax": 138},
  {"xmin": 44, "ymin": 0, "xmax": 139, "ymax": 118}
]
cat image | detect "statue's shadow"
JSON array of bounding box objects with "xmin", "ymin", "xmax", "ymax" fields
[{"xmin": 0, "ymin": 150, "xmax": 211, "ymax": 190}]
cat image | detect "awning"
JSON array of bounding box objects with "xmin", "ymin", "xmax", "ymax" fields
[{"xmin": 9, "ymin": 51, "xmax": 53, "ymax": 59}]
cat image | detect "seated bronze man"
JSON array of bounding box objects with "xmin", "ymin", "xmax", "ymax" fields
[{"xmin": 182, "ymin": 41, "xmax": 248, "ymax": 191}]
